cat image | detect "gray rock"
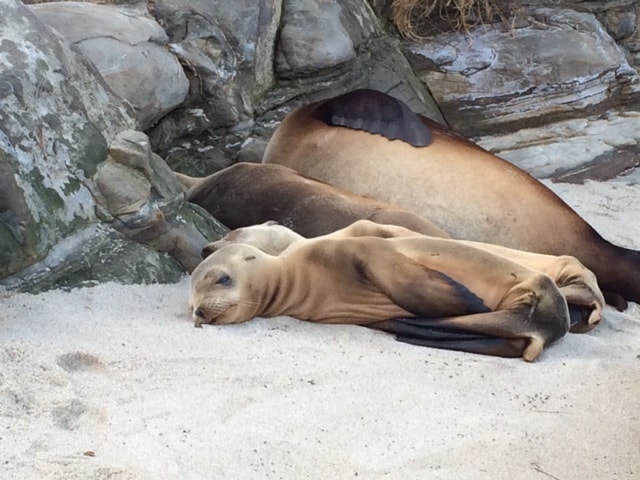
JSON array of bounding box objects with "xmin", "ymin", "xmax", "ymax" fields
[
  {"xmin": 0, "ymin": 224, "xmax": 185, "ymax": 293},
  {"xmin": 0, "ymin": 0, "xmax": 221, "ymax": 292},
  {"xmin": 94, "ymin": 130, "xmax": 227, "ymax": 272},
  {"xmin": 0, "ymin": 0, "xmax": 133, "ymax": 281},
  {"xmin": 147, "ymin": 0, "xmax": 282, "ymax": 171},
  {"xmin": 405, "ymin": 8, "xmax": 640, "ymax": 136},
  {"xmin": 30, "ymin": 1, "xmax": 189, "ymax": 129},
  {"xmin": 477, "ymin": 112, "xmax": 640, "ymax": 179},
  {"xmin": 276, "ymin": 0, "xmax": 357, "ymax": 78},
  {"xmin": 145, "ymin": 0, "xmax": 443, "ymax": 173}
]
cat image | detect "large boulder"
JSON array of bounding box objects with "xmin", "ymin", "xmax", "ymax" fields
[
  {"xmin": 146, "ymin": 0, "xmax": 283, "ymax": 175},
  {"xmin": 404, "ymin": 7, "xmax": 640, "ymax": 136},
  {"xmin": 0, "ymin": 0, "xmax": 223, "ymax": 292},
  {"xmin": 29, "ymin": 1, "xmax": 189, "ymax": 129}
]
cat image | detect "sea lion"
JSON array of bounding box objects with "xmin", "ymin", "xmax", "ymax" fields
[
  {"xmin": 190, "ymin": 231, "xmax": 572, "ymax": 362},
  {"xmin": 262, "ymin": 89, "xmax": 640, "ymax": 306},
  {"xmin": 175, "ymin": 162, "xmax": 448, "ymax": 238},
  {"xmin": 202, "ymin": 220, "xmax": 604, "ymax": 333}
]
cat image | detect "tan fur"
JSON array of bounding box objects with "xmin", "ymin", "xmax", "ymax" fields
[
  {"xmin": 263, "ymin": 94, "xmax": 640, "ymax": 305},
  {"xmin": 203, "ymin": 220, "xmax": 604, "ymax": 333},
  {"xmin": 177, "ymin": 162, "xmax": 449, "ymax": 239},
  {"xmin": 191, "ymin": 223, "xmax": 574, "ymax": 361}
]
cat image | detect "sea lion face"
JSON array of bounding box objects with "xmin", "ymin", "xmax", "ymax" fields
[
  {"xmin": 201, "ymin": 221, "xmax": 302, "ymax": 257},
  {"xmin": 190, "ymin": 244, "xmax": 267, "ymax": 327}
]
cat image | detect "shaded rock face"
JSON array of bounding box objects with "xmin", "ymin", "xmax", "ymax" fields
[
  {"xmin": 404, "ymin": 7, "xmax": 640, "ymax": 136},
  {"xmin": 0, "ymin": 0, "xmax": 133, "ymax": 281},
  {"xmin": 144, "ymin": 0, "xmax": 442, "ymax": 175},
  {"xmin": 144, "ymin": 0, "xmax": 282, "ymax": 175},
  {"xmin": 0, "ymin": 0, "xmax": 225, "ymax": 292},
  {"xmin": 93, "ymin": 130, "xmax": 227, "ymax": 273},
  {"xmin": 29, "ymin": 1, "xmax": 189, "ymax": 129}
]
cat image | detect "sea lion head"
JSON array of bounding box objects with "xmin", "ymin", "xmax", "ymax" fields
[
  {"xmin": 190, "ymin": 243, "xmax": 271, "ymax": 327},
  {"xmin": 201, "ymin": 221, "xmax": 303, "ymax": 257}
]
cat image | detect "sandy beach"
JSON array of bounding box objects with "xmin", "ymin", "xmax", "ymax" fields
[{"xmin": 1, "ymin": 178, "xmax": 639, "ymax": 479}]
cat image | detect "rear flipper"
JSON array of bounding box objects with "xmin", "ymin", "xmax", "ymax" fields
[
  {"xmin": 368, "ymin": 287, "xmax": 568, "ymax": 363},
  {"xmin": 370, "ymin": 318, "xmax": 527, "ymax": 359}
]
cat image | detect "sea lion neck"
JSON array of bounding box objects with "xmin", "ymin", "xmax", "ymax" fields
[{"xmin": 257, "ymin": 256, "xmax": 311, "ymax": 319}]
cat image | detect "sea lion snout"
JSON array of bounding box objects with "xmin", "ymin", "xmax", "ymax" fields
[
  {"xmin": 191, "ymin": 296, "xmax": 235, "ymax": 326},
  {"xmin": 194, "ymin": 307, "xmax": 205, "ymax": 319}
]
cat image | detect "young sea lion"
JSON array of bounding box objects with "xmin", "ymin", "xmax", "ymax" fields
[
  {"xmin": 202, "ymin": 220, "xmax": 604, "ymax": 334},
  {"xmin": 190, "ymin": 231, "xmax": 571, "ymax": 362}
]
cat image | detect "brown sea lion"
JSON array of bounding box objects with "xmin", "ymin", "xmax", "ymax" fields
[
  {"xmin": 190, "ymin": 230, "xmax": 572, "ymax": 362},
  {"xmin": 175, "ymin": 162, "xmax": 448, "ymax": 238},
  {"xmin": 262, "ymin": 89, "xmax": 640, "ymax": 307},
  {"xmin": 202, "ymin": 220, "xmax": 604, "ymax": 333}
]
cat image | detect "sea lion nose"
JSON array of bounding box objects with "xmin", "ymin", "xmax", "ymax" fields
[{"xmin": 194, "ymin": 307, "xmax": 206, "ymax": 319}]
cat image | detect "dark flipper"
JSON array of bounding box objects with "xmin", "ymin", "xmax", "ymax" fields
[
  {"xmin": 396, "ymin": 335, "xmax": 525, "ymax": 358},
  {"xmin": 370, "ymin": 318, "xmax": 526, "ymax": 359},
  {"xmin": 313, "ymin": 89, "xmax": 433, "ymax": 147}
]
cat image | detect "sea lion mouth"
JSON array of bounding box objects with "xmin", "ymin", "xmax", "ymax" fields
[{"xmin": 192, "ymin": 297, "xmax": 234, "ymax": 327}]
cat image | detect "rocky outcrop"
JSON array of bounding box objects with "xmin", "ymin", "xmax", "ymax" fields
[
  {"xmin": 93, "ymin": 130, "xmax": 225, "ymax": 273},
  {"xmin": 404, "ymin": 7, "xmax": 640, "ymax": 136},
  {"xmin": 142, "ymin": 0, "xmax": 442, "ymax": 175},
  {"xmin": 0, "ymin": 0, "xmax": 224, "ymax": 292},
  {"xmin": 30, "ymin": 1, "xmax": 189, "ymax": 129},
  {"xmin": 1, "ymin": 0, "xmax": 130, "ymax": 281},
  {"xmin": 3, "ymin": 0, "xmax": 640, "ymax": 291}
]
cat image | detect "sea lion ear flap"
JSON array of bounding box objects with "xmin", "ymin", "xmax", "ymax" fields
[
  {"xmin": 244, "ymin": 255, "xmax": 256, "ymax": 261},
  {"xmin": 313, "ymin": 89, "xmax": 433, "ymax": 148}
]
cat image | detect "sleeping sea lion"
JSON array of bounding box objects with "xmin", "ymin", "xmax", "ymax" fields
[
  {"xmin": 190, "ymin": 229, "xmax": 572, "ymax": 362},
  {"xmin": 262, "ymin": 89, "xmax": 640, "ymax": 307},
  {"xmin": 202, "ymin": 220, "xmax": 604, "ymax": 333},
  {"xmin": 175, "ymin": 162, "xmax": 448, "ymax": 238}
]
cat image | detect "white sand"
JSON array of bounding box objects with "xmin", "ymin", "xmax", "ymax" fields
[{"xmin": 1, "ymin": 179, "xmax": 639, "ymax": 480}]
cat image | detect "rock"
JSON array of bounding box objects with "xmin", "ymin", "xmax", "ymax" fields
[
  {"xmin": 477, "ymin": 112, "xmax": 640, "ymax": 179},
  {"xmin": 404, "ymin": 7, "xmax": 640, "ymax": 136},
  {"xmin": 0, "ymin": 225, "xmax": 185, "ymax": 293},
  {"xmin": 0, "ymin": 0, "xmax": 223, "ymax": 292},
  {"xmin": 148, "ymin": 0, "xmax": 444, "ymax": 174},
  {"xmin": 93, "ymin": 130, "xmax": 227, "ymax": 272},
  {"xmin": 146, "ymin": 0, "xmax": 281, "ymax": 172},
  {"xmin": 276, "ymin": 0, "xmax": 357, "ymax": 78},
  {"xmin": 29, "ymin": 1, "xmax": 189, "ymax": 129},
  {"xmin": 0, "ymin": 0, "xmax": 133, "ymax": 282}
]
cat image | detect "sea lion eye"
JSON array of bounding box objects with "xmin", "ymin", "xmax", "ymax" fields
[{"xmin": 216, "ymin": 274, "xmax": 232, "ymax": 286}]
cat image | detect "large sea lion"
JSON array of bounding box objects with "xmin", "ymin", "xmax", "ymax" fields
[
  {"xmin": 190, "ymin": 229, "xmax": 572, "ymax": 362},
  {"xmin": 175, "ymin": 162, "xmax": 448, "ymax": 238},
  {"xmin": 202, "ymin": 220, "xmax": 604, "ymax": 333},
  {"xmin": 262, "ymin": 89, "xmax": 640, "ymax": 306}
]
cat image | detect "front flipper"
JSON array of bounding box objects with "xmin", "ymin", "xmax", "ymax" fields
[{"xmin": 355, "ymin": 241, "xmax": 490, "ymax": 319}]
